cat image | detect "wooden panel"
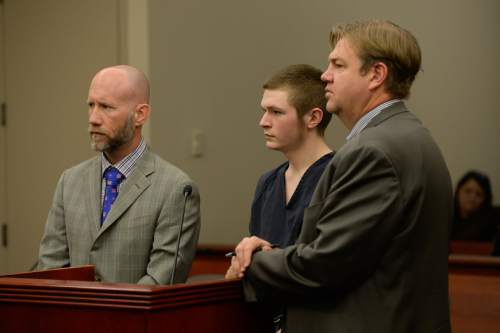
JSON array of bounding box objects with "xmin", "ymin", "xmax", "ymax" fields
[
  {"xmin": 4, "ymin": 265, "xmax": 95, "ymax": 281},
  {"xmin": 449, "ymin": 254, "xmax": 500, "ymax": 276},
  {"xmin": 449, "ymin": 273, "xmax": 500, "ymax": 333},
  {"xmin": 450, "ymin": 241, "xmax": 494, "ymax": 255},
  {"xmin": 1, "ymin": 304, "xmax": 145, "ymax": 333},
  {"xmin": 0, "ymin": 266, "xmax": 273, "ymax": 333},
  {"xmin": 189, "ymin": 244, "xmax": 234, "ymax": 277},
  {"xmin": 448, "ymin": 254, "xmax": 500, "ymax": 332}
]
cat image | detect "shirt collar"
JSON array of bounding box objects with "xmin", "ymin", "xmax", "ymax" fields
[
  {"xmin": 101, "ymin": 138, "xmax": 147, "ymax": 178},
  {"xmin": 346, "ymin": 99, "xmax": 401, "ymax": 141}
]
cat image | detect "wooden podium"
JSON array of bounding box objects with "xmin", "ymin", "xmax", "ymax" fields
[{"xmin": 0, "ymin": 266, "xmax": 273, "ymax": 333}]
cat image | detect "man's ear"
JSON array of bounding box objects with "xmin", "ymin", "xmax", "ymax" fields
[
  {"xmin": 304, "ymin": 107, "xmax": 324, "ymax": 130},
  {"xmin": 368, "ymin": 62, "xmax": 388, "ymax": 91},
  {"xmin": 134, "ymin": 104, "xmax": 150, "ymax": 126}
]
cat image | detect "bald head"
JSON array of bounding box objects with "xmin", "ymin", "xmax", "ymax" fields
[
  {"xmin": 91, "ymin": 65, "xmax": 150, "ymax": 104},
  {"xmin": 87, "ymin": 65, "xmax": 151, "ymax": 162}
]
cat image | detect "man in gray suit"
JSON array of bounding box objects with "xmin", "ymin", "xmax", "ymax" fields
[
  {"xmin": 37, "ymin": 65, "xmax": 200, "ymax": 285},
  {"xmin": 227, "ymin": 21, "xmax": 452, "ymax": 332}
]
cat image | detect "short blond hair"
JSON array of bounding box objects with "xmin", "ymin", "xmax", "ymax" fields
[{"xmin": 330, "ymin": 20, "xmax": 421, "ymax": 99}]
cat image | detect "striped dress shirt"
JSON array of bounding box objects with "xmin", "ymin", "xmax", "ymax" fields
[
  {"xmin": 100, "ymin": 138, "xmax": 147, "ymax": 205},
  {"xmin": 346, "ymin": 99, "xmax": 401, "ymax": 141}
]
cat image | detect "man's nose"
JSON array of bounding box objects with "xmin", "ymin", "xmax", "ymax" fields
[
  {"xmin": 88, "ymin": 107, "xmax": 102, "ymax": 125},
  {"xmin": 321, "ymin": 70, "xmax": 331, "ymax": 82},
  {"xmin": 259, "ymin": 112, "xmax": 270, "ymax": 128}
]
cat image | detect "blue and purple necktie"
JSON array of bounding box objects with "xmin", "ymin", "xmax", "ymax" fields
[{"xmin": 101, "ymin": 166, "xmax": 124, "ymax": 224}]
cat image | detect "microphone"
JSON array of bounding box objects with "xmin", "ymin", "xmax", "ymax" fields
[{"xmin": 170, "ymin": 184, "xmax": 193, "ymax": 285}]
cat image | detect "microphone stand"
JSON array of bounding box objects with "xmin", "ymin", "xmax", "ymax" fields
[{"xmin": 170, "ymin": 185, "xmax": 192, "ymax": 285}]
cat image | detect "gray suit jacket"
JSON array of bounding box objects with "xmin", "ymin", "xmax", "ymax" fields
[
  {"xmin": 37, "ymin": 149, "xmax": 201, "ymax": 285},
  {"xmin": 243, "ymin": 102, "xmax": 452, "ymax": 333}
]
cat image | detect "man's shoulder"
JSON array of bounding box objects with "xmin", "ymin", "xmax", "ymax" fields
[
  {"xmin": 366, "ymin": 103, "xmax": 423, "ymax": 135},
  {"xmin": 63, "ymin": 155, "xmax": 99, "ymax": 176},
  {"xmin": 51, "ymin": 156, "xmax": 100, "ymax": 188},
  {"xmin": 252, "ymin": 161, "xmax": 287, "ymax": 203},
  {"xmin": 258, "ymin": 161, "xmax": 288, "ymax": 186},
  {"xmin": 346, "ymin": 106, "xmax": 425, "ymax": 153}
]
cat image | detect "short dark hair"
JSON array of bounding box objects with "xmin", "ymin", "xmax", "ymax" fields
[{"xmin": 263, "ymin": 64, "xmax": 332, "ymax": 136}]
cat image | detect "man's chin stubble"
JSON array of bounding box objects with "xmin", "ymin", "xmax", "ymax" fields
[{"xmin": 90, "ymin": 141, "xmax": 110, "ymax": 152}]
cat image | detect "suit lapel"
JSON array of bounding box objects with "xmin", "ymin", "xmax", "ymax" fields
[
  {"xmin": 364, "ymin": 101, "xmax": 408, "ymax": 129},
  {"xmin": 85, "ymin": 157, "xmax": 103, "ymax": 240},
  {"xmin": 97, "ymin": 150, "xmax": 155, "ymax": 235}
]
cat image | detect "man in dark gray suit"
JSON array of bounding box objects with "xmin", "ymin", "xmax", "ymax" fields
[
  {"xmin": 227, "ymin": 21, "xmax": 452, "ymax": 333},
  {"xmin": 37, "ymin": 65, "xmax": 200, "ymax": 284}
]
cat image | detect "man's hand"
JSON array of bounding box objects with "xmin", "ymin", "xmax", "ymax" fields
[
  {"xmin": 225, "ymin": 236, "xmax": 274, "ymax": 279},
  {"xmin": 236, "ymin": 236, "xmax": 272, "ymax": 276},
  {"xmin": 225, "ymin": 256, "xmax": 241, "ymax": 279}
]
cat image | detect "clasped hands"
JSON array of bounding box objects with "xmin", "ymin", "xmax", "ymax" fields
[{"xmin": 225, "ymin": 236, "xmax": 274, "ymax": 279}]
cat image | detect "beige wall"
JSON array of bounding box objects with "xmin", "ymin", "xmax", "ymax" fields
[
  {"xmin": 1, "ymin": 0, "xmax": 122, "ymax": 273},
  {"xmin": 0, "ymin": 3, "xmax": 6, "ymax": 270},
  {"xmin": 148, "ymin": 0, "xmax": 347, "ymax": 244},
  {"xmin": 1, "ymin": 0, "xmax": 499, "ymax": 272},
  {"xmin": 148, "ymin": 0, "xmax": 500, "ymax": 244}
]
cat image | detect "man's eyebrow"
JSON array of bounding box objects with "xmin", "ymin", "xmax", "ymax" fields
[{"xmin": 262, "ymin": 106, "xmax": 284, "ymax": 112}]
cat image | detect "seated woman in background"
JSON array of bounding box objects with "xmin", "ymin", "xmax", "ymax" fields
[{"xmin": 451, "ymin": 170, "xmax": 500, "ymax": 242}]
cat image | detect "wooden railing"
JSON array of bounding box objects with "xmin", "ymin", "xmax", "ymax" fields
[{"xmin": 449, "ymin": 240, "xmax": 494, "ymax": 256}]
